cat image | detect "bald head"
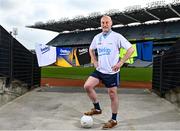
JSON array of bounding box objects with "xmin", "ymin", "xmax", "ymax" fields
[
  {"xmin": 101, "ymin": 15, "xmax": 112, "ymax": 33},
  {"xmin": 101, "ymin": 15, "xmax": 112, "ymax": 22}
]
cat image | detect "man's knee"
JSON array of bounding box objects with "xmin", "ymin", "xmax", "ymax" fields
[
  {"xmin": 108, "ymin": 89, "xmax": 117, "ymax": 99},
  {"xmin": 84, "ymin": 83, "xmax": 92, "ymax": 91}
]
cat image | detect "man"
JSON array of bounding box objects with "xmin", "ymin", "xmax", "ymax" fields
[{"xmin": 84, "ymin": 15, "xmax": 134, "ymax": 129}]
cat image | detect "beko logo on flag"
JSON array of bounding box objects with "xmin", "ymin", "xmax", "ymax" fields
[
  {"xmin": 35, "ymin": 43, "xmax": 56, "ymax": 67},
  {"xmin": 59, "ymin": 49, "xmax": 70, "ymax": 55},
  {"xmin": 41, "ymin": 46, "xmax": 50, "ymax": 54},
  {"xmin": 79, "ymin": 48, "xmax": 88, "ymax": 55}
]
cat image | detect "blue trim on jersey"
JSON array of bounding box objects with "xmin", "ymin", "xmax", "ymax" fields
[
  {"xmin": 99, "ymin": 30, "xmax": 112, "ymax": 43},
  {"xmin": 102, "ymin": 30, "xmax": 112, "ymax": 39}
]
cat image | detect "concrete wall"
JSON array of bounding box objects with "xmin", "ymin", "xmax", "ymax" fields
[
  {"xmin": 0, "ymin": 78, "xmax": 29, "ymax": 107},
  {"xmin": 165, "ymin": 87, "xmax": 180, "ymax": 108}
]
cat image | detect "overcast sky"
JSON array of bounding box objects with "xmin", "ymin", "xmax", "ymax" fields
[{"xmin": 0, "ymin": 0, "xmax": 173, "ymax": 49}]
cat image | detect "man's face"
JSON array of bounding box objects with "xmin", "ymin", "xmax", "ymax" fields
[{"xmin": 101, "ymin": 17, "xmax": 112, "ymax": 33}]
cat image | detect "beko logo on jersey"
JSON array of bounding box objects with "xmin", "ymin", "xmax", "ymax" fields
[
  {"xmin": 98, "ymin": 48, "xmax": 111, "ymax": 56},
  {"xmin": 78, "ymin": 48, "xmax": 88, "ymax": 55}
]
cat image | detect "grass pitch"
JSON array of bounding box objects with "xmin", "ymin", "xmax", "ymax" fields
[{"xmin": 41, "ymin": 66, "xmax": 152, "ymax": 82}]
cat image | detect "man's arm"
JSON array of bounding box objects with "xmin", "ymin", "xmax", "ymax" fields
[
  {"xmin": 112, "ymin": 46, "xmax": 135, "ymax": 71},
  {"xmin": 89, "ymin": 48, "xmax": 98, "ymax": 68}
]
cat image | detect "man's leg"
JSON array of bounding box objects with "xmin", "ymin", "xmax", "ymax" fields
[
  {"xmin": 84, "ymin": 76, "xmax": 99, "ymax": 103},
  {"xmin": 102, "ymin": 87, "xmax": 118, "ymax": 129},
  {"xmin": 84, "ymin": 76, "xmax": 102, "ymax": 115},
  {"xmin": 108, "ymin": 87, "xmax": 119, "ymax": 118}
]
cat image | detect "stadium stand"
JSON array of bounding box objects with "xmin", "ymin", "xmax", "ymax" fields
[
  {"xmin": 165, "ymin": 21, "xmax": 180, "ymax": 37},
  {"xmin": 46, "ymin": 20, "xmax": 180, "ymax": 48},
  {"xmin": 48, "ymin": 30, "xmax": 100, "ymax": 47},
  {"xmin": 27, "ymin": 2, "xmax": 180, "ymax": 33}
]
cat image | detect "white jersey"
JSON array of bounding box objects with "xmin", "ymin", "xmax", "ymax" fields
[{"xmin": 90, "ymin": 31, "xmax": 132, "ymax": 74}]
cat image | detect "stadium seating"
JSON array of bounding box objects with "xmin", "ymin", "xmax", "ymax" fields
[{"xmin": 48, "ymin": 20, "xmax": 180, "ymax": 47}]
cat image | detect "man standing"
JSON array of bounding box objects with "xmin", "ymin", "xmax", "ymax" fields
[{"xmin": 84, "ymin": 15, "xmax": 134, "ymax": 129}]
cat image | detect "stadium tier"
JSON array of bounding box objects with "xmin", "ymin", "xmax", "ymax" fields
[
  {"xmin": 27, "ymin": 2, "xmax": 180, "ymax": 33},
  {"xmin": 45, "ymin": 21, "xmax": 180, "ymax": 47}
]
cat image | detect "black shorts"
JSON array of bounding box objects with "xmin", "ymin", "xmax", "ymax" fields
[{"xmin": 90, "ymin": 70, "xmax": 120, "ymax": 88}]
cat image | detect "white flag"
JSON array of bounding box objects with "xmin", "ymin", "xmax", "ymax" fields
[{"xmin": 35, "ymin": 43, "xmax": 56, "ymax": 67}]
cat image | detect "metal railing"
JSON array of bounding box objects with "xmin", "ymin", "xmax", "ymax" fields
[
  {"xmin": 0, "ymin": 25, "xmax": 41, "ymax": 88},
  {"xmin": 152, "ymin": 39, "xmax": 180, "ymax": 96}
]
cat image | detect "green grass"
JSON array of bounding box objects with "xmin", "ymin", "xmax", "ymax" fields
[
  {"xmin": 41, "ymin": 66, "xmax": 94, "ymax": 80},
  {"xmin": 41, "ymin": 66, "xmax": 152, "ymax": 82},
  {"xmin": 120, "ymin": 68, "xmax": 152, "ymax": 82}
]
